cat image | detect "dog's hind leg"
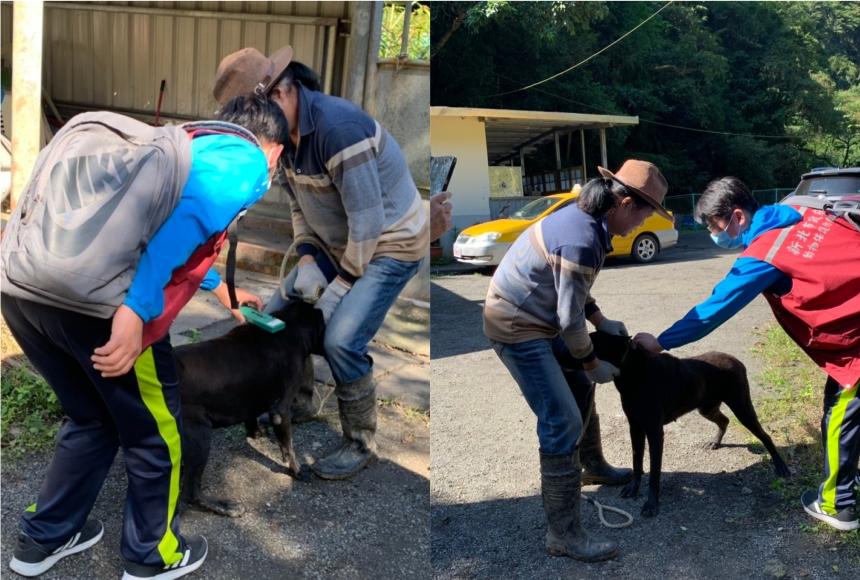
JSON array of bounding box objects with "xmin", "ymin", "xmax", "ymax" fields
[
  {"xmin": 723, "ymin": 388, "xmax": 791, "ymax": 478},
  {"xmin": 698, "ymin": 404, "xmax": 730, "ymax": 450}
]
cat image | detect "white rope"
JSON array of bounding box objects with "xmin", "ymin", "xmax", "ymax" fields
[{"xmin": 582, "ymin": 494, "xmax": 634, "ymax": 528}]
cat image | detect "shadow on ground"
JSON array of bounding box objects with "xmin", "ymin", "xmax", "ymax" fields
[{"xmin": 432, "ymin": 444, "xmax": 859, "ymax": 579}]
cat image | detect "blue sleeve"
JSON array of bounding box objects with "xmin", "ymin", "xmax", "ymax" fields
[
  {"xmin": 200, "ymin": 268, "xmax": 221, "ymax": 291},
  {"xmin": 123, "ymin": 135, "xmax": 269, "ymax": 322},
  {"xmin": 657, "ymin": 257, "xmax": 788, "ymax": 350}
]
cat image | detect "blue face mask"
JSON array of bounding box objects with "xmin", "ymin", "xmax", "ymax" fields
[{"xmin": 710, "ymin": 213, "xmax": 744, "ymax": 249}]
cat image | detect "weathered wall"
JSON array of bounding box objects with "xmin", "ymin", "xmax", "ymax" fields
[{"xmin": 375, "ymin": 61, "xmax": 430, "ymax": 190}]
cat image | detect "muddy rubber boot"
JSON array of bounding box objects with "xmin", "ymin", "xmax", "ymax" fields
[
  {"xmin": 541, "ymin": 452, "xmax": 619, "ymax": 562},
  {"xmin": 580, "ymin": 403, "xmax": 632, "ymax": 486},
  {"xmin": 310, "ymin": 372, "xmax": 377, "ymax": 480},
  {"xmin": 291, "ymin": 358, "xmax": 319, "ymax": 424}
]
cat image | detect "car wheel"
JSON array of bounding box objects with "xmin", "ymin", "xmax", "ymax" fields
[{"xmin": 632, "ymin": 234, "xmax": 659, "ymax": 263}]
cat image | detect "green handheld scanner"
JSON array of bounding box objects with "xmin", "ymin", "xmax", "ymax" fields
[{"xmin": 240, "ymin": 306, "xmax": 286, "ymax": 333}]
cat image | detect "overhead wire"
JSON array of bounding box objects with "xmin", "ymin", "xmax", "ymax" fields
[{"xmin": 486, "ymin": 1, "xmax": 675, "ymax": 98}]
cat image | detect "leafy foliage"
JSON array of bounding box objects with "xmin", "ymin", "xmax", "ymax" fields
[
  {"xmin": 431, "ymin": 1, "xmax": 860, "ymax": 193},
  {"xmin": 381, "ymin": 2, "xmax": 431, "ymax": 61},
  {"xmin": 1, "ymin": 364, "xmax": 63, "ymax": 456}
]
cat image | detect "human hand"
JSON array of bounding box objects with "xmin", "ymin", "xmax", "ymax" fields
[
  {"xmin": 315, "ymin": 277, "xmax": 351, "ymax": 323},
  {"xmin": 633, "ymin": 332, "xmax": 664, "ymax": 355},
  {"xmin": 597, "ymin": 318, "xmax": 629, "ymax": 337},
  {"xmin": 212, "ymin": 282, "xmax": 264, "ymax": 323},
  {"xmin": 92, "ymin": 305, "xmax": 144, "ymax": 378},
  {"xmin": 293, "ymin": 259, "xmax": 328, "ymax": 301},
  {"xmin": 583, "ymin": 358, "xmax": 621, "ymax": 384},
  {"xmin": 430, "ymin": 191, "xmax": 453, "ymax": 241}
]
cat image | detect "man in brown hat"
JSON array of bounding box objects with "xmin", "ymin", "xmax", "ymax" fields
[
  {"xmin": 483, "ymin": 160, "xmax": 668, "ymax": 561},
  {"xmin": 213, "ymin": 47, "xmax": 429, "ymax": 480}
]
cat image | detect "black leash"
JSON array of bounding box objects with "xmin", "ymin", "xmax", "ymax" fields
[{"xmin": 225, "ymin": 213, "xmax": 245, "ymax": 310}]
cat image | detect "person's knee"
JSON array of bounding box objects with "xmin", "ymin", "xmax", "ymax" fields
[
  {"xmin": 541, "ymin": 416, "xmax": 581, "ymax": 456},
  {"xmin": 323, "ymin": 326, "xmax": 350, "ymax": 362}
]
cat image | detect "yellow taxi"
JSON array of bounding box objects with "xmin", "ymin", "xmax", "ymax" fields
[{"xmin": 453, "ymin": 191, "xmax": 677, "ymax": 266}]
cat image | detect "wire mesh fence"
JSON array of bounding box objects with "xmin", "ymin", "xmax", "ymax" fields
[{"xmin": 665, "ymin": 188, "xmax": 795, "ymax": 229}]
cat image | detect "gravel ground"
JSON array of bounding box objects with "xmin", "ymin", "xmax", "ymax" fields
[
  {"xmin": 1, "ymin": 319, "xmax": 430, "ymax": 579},
  {"xmin": 430, "ymin": 231, "xmax": 857, "ymax": 579},
  {"xmin": 2, "ymin": 403, "xmax": 429, "ymax": 579}
]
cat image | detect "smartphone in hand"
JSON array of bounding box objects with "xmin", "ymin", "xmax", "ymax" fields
[{"xmin": 431, "ymin": 156, "xmax": 457, "ymax": 196}]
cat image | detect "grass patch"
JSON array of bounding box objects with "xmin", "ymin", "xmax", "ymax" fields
[
  {"xmin": 752, "ymin": 325, "xmax": 859, "ymax": 556},
  {"xmin": 1, "ymin": 363, "xmax": 63, "ymax": 456},
  {"xmin": 378, "ymin": 397, "xmax": 429, "ymax": 424}
]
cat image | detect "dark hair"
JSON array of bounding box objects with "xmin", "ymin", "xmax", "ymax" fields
[
  {"xmin": 577, "ymin": 177, "xmax": 651, "ymax": 217},
  {"xmin": 695, "ymin": 177, "xmax": 758, "ymax": 225},
  {"xmin": 216, "ymin": 95, "xmax": 288, "ymax": 143},
  {"xmin": 274, "ymin": 60, "xmax": 322, "ymax": 93}
]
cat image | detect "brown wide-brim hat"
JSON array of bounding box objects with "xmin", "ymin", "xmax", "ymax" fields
[
  {"xmin": 213, "ymin": 45, "xmax": 293, "ymax": 106},
  {"xmin": 597, "ymin": 159, "xmax": 671, "ymax": 220}
]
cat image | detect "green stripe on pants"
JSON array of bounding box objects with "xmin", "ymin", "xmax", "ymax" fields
[
  {"xmin": 134, "ymin": 347, "xmax": 183, "ymax": 566},
  {"xmin": 821, "ymin": 383, "xmax": 858, "ymax": 515}
]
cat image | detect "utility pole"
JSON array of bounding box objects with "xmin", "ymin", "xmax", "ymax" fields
[{"xmin": 10, "ymin": 0, "xmax": 44, "ymax": 209}]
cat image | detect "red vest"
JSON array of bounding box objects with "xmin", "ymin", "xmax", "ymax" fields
[
  {"xmin": 741, "ymin": 206, "xmax": 860, "ymax": 388},
  {"xmin": 141, "ymin": 231, "xmax": 228, "ymax": 349}
]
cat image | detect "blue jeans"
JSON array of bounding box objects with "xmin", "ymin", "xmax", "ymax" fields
[
  {"xmin": 266, "ymin": 254, "xmax": 422, "ymax": 385},
  {"xmin": 492, "ymin": 337, "xmax": 585, "ymax": 456}
]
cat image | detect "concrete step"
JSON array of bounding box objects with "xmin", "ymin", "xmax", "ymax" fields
[{"xmin": 215, "ymin": 226, "xmax": 292, "ymax": 277}]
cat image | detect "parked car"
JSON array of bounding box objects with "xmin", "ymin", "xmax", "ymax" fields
[
  {"xmin": 453, "ymin": 192, "xmax": 678, "ymax": 266},
  {"xmin": 781, "ymin": 167, "xmax": 860, "ymax": 204}
]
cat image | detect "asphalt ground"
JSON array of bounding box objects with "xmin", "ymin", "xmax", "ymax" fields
[{"xmin": 430, "ymin": 231, "xmax": 857, "ymax": 579}]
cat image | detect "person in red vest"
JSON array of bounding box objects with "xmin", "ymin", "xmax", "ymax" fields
[{"xmin": 635, "ymin": 176, "xmax": 860, "ymax": 532}]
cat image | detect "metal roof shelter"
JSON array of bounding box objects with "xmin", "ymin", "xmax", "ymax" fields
[{"xmin": 430, "ymin": 106, "xmax": 638, "ymax": 181}]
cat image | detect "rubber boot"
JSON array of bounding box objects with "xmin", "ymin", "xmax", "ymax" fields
[
  {"xmin": 540, "ymin": 452, "xmax": 619, "ymax": 561},
  {"xmin": 580, "ymin": 402, "xmax": 633, "ymax": 486},
  {"xmin": 310, "ymin": 372, "xmax": 377, "ymax": 480},
  {"xmin": 290, "ymin": 358, "xmax": 319, "ymax": 424}
]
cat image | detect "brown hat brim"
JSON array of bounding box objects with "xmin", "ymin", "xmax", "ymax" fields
[
  {"xmin": 263, "ymin": 45, "xmax": 294, "ymax": 94},
  {"xmin": 597, "ymin": 166, "xmax": 672, "ymax": 220}
]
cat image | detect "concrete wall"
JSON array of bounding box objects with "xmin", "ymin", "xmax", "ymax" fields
[
  {"xmin": 375, "ymin": 61, "xmax": 430, "ymax": 190},
  {"xmin": 430, "ymin": 114, "xmax": 491, "ymax": 253}
]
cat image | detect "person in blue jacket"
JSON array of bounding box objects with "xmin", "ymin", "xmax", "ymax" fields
[
  {"xmin": 2, "ymin": 96, "xmax": 285, "ymax": 580},
  {"xmin": 635, "ymin": 176, "xmax": 860, "ymax": 532}
]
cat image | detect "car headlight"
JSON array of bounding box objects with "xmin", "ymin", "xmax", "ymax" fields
[
  {"xmin": 475, "ymin": 232, "xmax": 501, "ymax": 242},
  {"xmin": 455, "ymin": 233, "xmax": 470, "ymax": 244}
]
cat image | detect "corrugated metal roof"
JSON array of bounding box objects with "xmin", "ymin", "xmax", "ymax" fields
[{"xmin": 431, "ymin": 106, "xmax": 638, "ymax": 164}]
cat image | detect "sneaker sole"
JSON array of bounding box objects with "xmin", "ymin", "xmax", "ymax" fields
[
  {"xmin": 121, "ymin": 551, "xmax": 206, "ymax": 580},
  {"xmin": 9, "ymin": 526, "xmax": 104, "ymax": 577},
  {"xmin": 802, "ymin": 500, "xmax": 859, "ymax": 531}
]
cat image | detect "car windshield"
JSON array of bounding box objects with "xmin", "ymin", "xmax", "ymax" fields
[
  {"xmin": 510, "ymin": 197, "xmax": 562, "ymax": 219},
  {"xmin": 795, "ymin": 176, "xmax": 860, "ymax": 196}
]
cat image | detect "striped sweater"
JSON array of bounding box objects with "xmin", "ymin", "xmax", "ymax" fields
[
  {"xmin": 281, "ymin": 85, "xmax": 428, "ymax": 282},
  {"xmin": 483, "ymin": 203, "xmax": 611, "ymax": 362}
]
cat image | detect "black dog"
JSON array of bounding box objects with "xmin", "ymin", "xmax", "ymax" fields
[
  {"xmin": 589, "ymin": 330, "xmax": 790, "ymax": 518},
  {"xmin": 174, "ymin": 301, "xmax": 326, "ymax": 517}
]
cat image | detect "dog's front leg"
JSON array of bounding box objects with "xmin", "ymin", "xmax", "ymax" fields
[
  {"xmin": 642, "ymin": 427, "xmax": 664, "ymax": 518},
  {"xmin": 273, "ymin": 418, "xmax": 310, "ymax": 482},
  {"xmin": 621, "ymin": 422, "xmax": 645, "ymax": 498}
]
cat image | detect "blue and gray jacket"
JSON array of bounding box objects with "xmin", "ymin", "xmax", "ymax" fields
[
  {"xmin": 483, "ymin": 203, "xmax": 610, "ymax": 362},
  {"xmin": 657, "ymin": 204, "xmax": 800, "ymax": 349},
  {"xmin": 123, "ymin": 134, "xmax": 269, "ymax": 322}
]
